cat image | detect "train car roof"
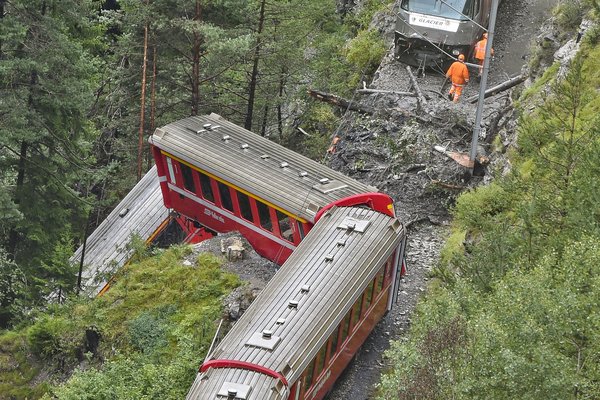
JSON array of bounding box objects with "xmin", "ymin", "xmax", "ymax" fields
[
  {"xmin": 186, "ymin": 206, "xmax": 405, "ymax": 399},
  {"xmin": 70, "ymin": 165, "xmax": 169, "ymax": 296},
  {"xmin": 148, "ymin": 114, "xmax": 379, "ymax": 223}
]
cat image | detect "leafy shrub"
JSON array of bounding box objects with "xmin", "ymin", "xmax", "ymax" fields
[
  {"xmin": 128, "ymin": 311, "xmax": 169, "ymax": 355},
  {"xmin": 344, "ymin": 29, "xmax": 386, "ymax": 81},
  {"xmin": 582, "ymin": 23, "xmax": 600, "ymax": 45},
  {"xmin": 452, "ymin": 183, "xmax": 514, "ymax": 233},
  {"xmin": 49, "ymin": 353, "xmax": 198, "ymax": 400},
  {"xmin": 554, "ymin": 1, "xmax": 584, "ymax": 31},
  {"xmin": 27, "ymin": 317, "xmax": 72, "ymax": 359},
  {"xmin": 345, "ymin": 0, "xmax": 395, "ymax": 31}
]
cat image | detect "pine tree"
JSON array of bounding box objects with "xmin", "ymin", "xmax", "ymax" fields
[{"xmin": 0, "ymin": 0, "xmax": 100, "ymax": 319}]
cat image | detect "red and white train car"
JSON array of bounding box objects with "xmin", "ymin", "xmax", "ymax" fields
[
  {"xmin": 187, "ymin": 205, "xmax": 407, "ymax": 400},
  {"xmin": 149, "ymin": 113, "xmax": 395, "ymax": 265}
]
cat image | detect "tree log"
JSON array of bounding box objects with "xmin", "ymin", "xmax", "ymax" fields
[
  {"xmin": 406, "ymin": 66, "xmax": 428, "ymax": 109},
  {"xmin": 307, "ymin": 89, "xmax": 375, "ymax": 114},
  {"xmin": 357, "ymin": 88, "xmax": 415, "ymax": 96},
  {"xmin": 358, "ymin": 82, "xmax": 415, "ymax": 96},
  {"xmin": 466, "ymin": 73, "xmax": 527, "ymax": 103}
]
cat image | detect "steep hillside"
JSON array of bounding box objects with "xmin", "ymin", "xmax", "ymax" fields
[{"xmin": 0, "ymin": 244, "xmax": 244, "ymax": 399}]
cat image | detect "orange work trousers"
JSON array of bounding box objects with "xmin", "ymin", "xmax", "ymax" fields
[{"xmin": 449, "ymin": 83, "xmax": 465, "ymax": 103}]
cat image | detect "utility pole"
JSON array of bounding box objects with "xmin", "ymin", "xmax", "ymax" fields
[{"xmin": 469, "ymin": 0, "xmax": 500, "ymax": 168}]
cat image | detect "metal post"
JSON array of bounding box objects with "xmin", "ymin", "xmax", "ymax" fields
[{"xmin": 470, "ymin": 0, "xmax": 500, "ymax": 166}]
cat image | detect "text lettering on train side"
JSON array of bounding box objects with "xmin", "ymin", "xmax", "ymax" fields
[
  {"xmin": 204, "ymin": 208, "xmax": 225, "ymax": 223},
  {"xmin": 408, "ymin": 12, "xmax": 460, "ymax": 32}
]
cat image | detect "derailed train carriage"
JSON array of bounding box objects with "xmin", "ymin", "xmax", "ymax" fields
[
  {"xmin": 149, "ymin": 114, "xmax": 395, "ymax": 265},
  {"xmin": 187, "ymin": 206, "xmax": 406, "ymax": 400},
  {"xmin": 394, "ymin": 0, "xmax": 496, "ymax": 68}
]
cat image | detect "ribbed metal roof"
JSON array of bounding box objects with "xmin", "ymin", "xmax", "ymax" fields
[
  {"xmin": 186, "ymin": 206, "xmax": 405, "ymax": 399},
  {"xmin": 70, "ymin": 165, "xmax": 169, "ymax": 296},
  {"xmin": 148, "ymin": 113, "xmax": 378, "ymax": 223}
]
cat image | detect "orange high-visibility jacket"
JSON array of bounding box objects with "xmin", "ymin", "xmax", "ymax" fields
[
  {"xmin": 446, "ymin": 61, "xmax": 469, "ymax": 85},
  {"xmin": 475, "ymin": 38, "xmax": 494, "ymax": 60}
]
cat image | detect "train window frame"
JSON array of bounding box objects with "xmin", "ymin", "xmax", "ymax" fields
[
  {"xmin": 256, "ymin": 200, "xmax": 273, "ymax": 232},
  {"xmin": 375, "ymin": 268, "xmax": 385, "ymax": 297},
  {"xmin": 297, "ymin": 222, "xmax": 306, "ymax": 240},
  {"xmin": 236, "ymin": 191, "xmax": 254, "ymax": 222},
  {"xmin": 217, "ymin": 181, "xmax": 234, "ymax": 213},
  {"xmin": 339, "ymin": 311, "xmax": 352, "ymax": 345},
  {"xmin": 351, "ymin": 295, "xmax": 364, "ymax": 332},
  {"xmin": 165, "ymin": 156, "xmax": 177, "ymax": 184},
  {"xmin": 362, "ymin": 280, "xmax": 376, "ymax": 315},
  {"xmin": 303, "ymin": 358, "xmax": 317, "ymax": 392},
  {"xmin": 328, "ymin": 325, "xmax": 340, "ymax": 361},
  {"xmin": 314, "ymin": 342, "xmax": 328, "ymax": 380},
  {"xmin": 198, "ymin": 172, "xmax": 215, "ymax": 203},
  {"xmin": 384, "ymin": 258, "xmax": 394, "ymax": 285},
  {"xmin": 180, "ymin": 163, "xmax": 196, "ymax": 193}
]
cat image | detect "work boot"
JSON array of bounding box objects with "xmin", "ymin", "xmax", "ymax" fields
[{"xmin": 448, "ymin": 93, "xmax": 453, "ymax": 101}]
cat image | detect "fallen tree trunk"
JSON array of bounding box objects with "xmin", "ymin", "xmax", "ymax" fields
[
  {"xmin": 358, "ymin": 82, "xmax": 415, "ymax": 97},
  {"xmin": 467, "ymin": 74, "xmax": 527, "ymax": 103},
  {"xmin": 406, "ymin": 66, "xmax": 428, "ymax": 109},
  {"xmin": 433, "ymin": 145, "xmax": 490, "ymax": 168},
  {"xmin": 357, "ymin": 88, "xmax": 415, "ymax": 96},
  {"xmin": 307, "ymin": 89, "xmax": 375, "ymax": 114}
]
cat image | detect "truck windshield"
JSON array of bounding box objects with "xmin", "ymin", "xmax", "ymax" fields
[{"xmin": 401, "ymin": 0, "xmax": 473, "ymax": 20}]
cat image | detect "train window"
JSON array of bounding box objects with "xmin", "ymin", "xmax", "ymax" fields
[
  {"xmin": 363, "ymin": 280, "xmax": 375, "ymax": 314},
  {"xmin": 257, "ymin": 201, "xmax": 273, "ymax": 232},
  {"xmin": 180, "ymin": 163, "xmax": 196, "ymax": 193},
  {"xmin": 237, "ymin": 192, "xmax": 254, "ymax": 222},
  {"xmin": 339, "ymin": 311, "xmax": 352, "ymax": 345},
  {"xmin": 351, "ymin": 296, "xmax": 363, "ymax": 331},
  {"xmin": 199, "ymin": 172, "xmax": 215, "ymax": 203},
  {"xmin": 329, "ymin": 325, "xmax": 340, "ymax": 358},
  {"xmin": 375, "ymin": 268, "xmax": 385, "ymax": 297},
  {"xmin": 297, "ymin": 222, "xmax": 305, "ymax": 240},
  {"xmin": 276, "ymin": 210, "xmax": 293, "ymax": 242},
  {"xmin": 217, "ymin": 181, "xmax": 234, "ymax": 212},
  {"xmin": 166, "ymin": 157, "xmax": 177, "ymax": 184},
  {"xmin": 472, "ymin": 0, "xmax": 480, "ymax": 17},
  {"xmin": 303, "ymin": 358, "xmax": 316, "ymax": 390},
  {"xmin": 385, "ymin": 258, "xmax": 394, "ymax": 282},
  {"xmin": 314, "ymin": 342, "xmax": 328, "ymax": 378},
  {"xmin": 401, "ymin": 0, "xmax": 470, "ymax": 20}
]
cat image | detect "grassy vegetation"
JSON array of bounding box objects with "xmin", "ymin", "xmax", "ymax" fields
[{"xmin": 0, "ymin": 246, "xmax": 240, "ymax": 399}]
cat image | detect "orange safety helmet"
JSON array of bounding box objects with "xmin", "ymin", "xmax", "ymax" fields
[{"xmin": 458, "ymin": 54, "xmax": 465, "ymax": 61}]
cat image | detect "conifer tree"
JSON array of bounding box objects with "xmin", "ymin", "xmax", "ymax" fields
[{"xmin": 0, "ymin": 0, "xmax": 99, "ymax": 320}]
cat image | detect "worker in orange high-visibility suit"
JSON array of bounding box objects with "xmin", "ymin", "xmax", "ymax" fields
[
  {"xmin": 446, "ymin": 54, "xmax": 469, "ymax": 103},
  {"xmin": 474, "ymin": 32, "xmax": 494, "ymax": 77}
]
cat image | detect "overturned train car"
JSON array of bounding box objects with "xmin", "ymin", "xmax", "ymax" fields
[{"xmin": 394, "ymin": 0, "xmax": 495, "ymax": 68}]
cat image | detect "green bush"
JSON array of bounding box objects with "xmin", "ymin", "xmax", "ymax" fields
[
  {"xmin": 128, "ymin": 311, "xmax": 169, "ymax": 355},
  {"xmin": 554, "ymin": 1, "xmax": 584, "ymax": 31},
  {"xmin": 27, "ymin": 317, "xmax": 73, "ymax": 359},
  {"xmin": 344, "ymin": 29, "xmax": 386, "ymax": 79}
]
